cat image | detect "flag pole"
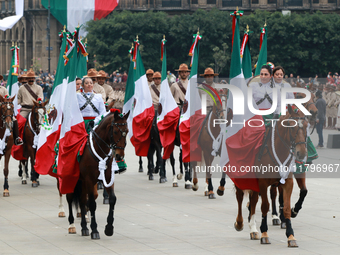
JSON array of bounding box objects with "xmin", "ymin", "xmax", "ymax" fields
[{"xmin": 47, "ymin": 0, "xmax": 51, "ymax": 73}]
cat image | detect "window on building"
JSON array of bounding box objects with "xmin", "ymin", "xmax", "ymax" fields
[
  {"xmin": 207, "ymin": 0, "xmax": 216, "ymax": 4},
  {"xmin": 222, "ymin": 0, "xmax": 243, "ymax": 7},
  {"xmin": 192, "ymin": 0, "xmax": 198, "ymax": 3},
  {"xmin": 162, "ymin": 0, "xmax": 182, "ymax": 7},
  {"xmin": 8, "ymin": 1, "xmax": 12, "ymax": 11},
  {"xmin": 313, "ymin": 0, "xmax": 319, "ymax": 3},
  {"xmin": 328, "ymin": 0, "xmax": 336, "ymax": 3},
  {"xmin": 1, "ymin": 1, "xmax": 6, "ymax": 12},
  {"xmin": 286, "ymin": 0, "xmax": 303, "ymax": 6},
  {"xmin": 268, "ymin": 0, "xmax": 276, "ymax": 3},
  {"xmin": 252, "ymin": 0, "xmax": 259, "ymax": 3}
]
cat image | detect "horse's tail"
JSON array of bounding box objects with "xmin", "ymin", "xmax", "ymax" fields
[{"xmin": 71, "ymin": 179, "xmax": 82, "ymax": 210}]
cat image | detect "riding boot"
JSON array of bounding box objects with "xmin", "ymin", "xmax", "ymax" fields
[{"xmin": 13, "ymin": 120, "xmax": 23, "ymax": 145}]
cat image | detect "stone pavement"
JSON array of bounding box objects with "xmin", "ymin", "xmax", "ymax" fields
[{"xmin": 0, "ymin": 129, "xmax": 339, "ymax": 255}]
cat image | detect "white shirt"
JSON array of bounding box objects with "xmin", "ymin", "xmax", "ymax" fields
[
  {"xmin": 77, "ymin": 92, "xmax": 106, "ymax": 118},
  {"xmin": 249, "ymin": 78, "xmax": 280, "ymax": 114}
]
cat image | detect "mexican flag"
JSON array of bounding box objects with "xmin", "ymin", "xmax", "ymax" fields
[
  {"xmin": 179, "ymin": 33, "xmax": 204, "ymax": 163},
  {"xmin": 57, "ymin": 28, "xmax": 87, "ymax": 194},
  {"xmin": 76, "ymin": 38, "xmax": 88, "ymax": 78},
  {"xmin": 129, "ymin": 41, "xmax": 154, "ymax": 157},
  {"xmin": 240, "ymin": 29, "xmax": 252, "ymax": 81},
  {"xmin": 123, "ymin": 54, "xmax": 135, "ymax": 139},
  {"xmin": 157, "ymin": 38, "xmax": 180, "ymax": 160},
  {"xmin": 220, "ymin": 14, "xmax": 265, "ymax": 192},
  {"xmin": 41, "ymin": 0, "xmax": 119, "ymax": 36},
  {"xmin": 7, "ymin": 45, "xmax": 20, "ymax": 114},
  {"xmin": 254, "ymin": 26, "xmax": 267, "ymax": 76},
  {"xmin": 35, "ymin": 30, "xmax": 68, "ymax": 177}
]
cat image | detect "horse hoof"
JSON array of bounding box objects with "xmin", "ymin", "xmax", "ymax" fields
[
  {"xmin": 281, "ymin": 222, "xmax": 286, "ymax": 229},
  {"xmin": 192, "ymin": 184, "xmax": 198, "ymax": 191},
  {"xmin": 103, "ymin": 198, "xmax": 109, "ymax": 204},
  {"xmin": 173, "ymin": 182, "xmax": 178, "ymax": 187},
  {"xmin": 291, "ymin": 208, "xmax": 298, "ymax": 218},
  {"xmin": 272, "ymin": 218, "xmax": 280, "ymax": 225},
  {"xmin": 216, "ymin": 187, "xmax": 224, "ymax": 196},
  {"xmin": 159, "ymin": 178, "xmax": 166, "ymax": 183},
  {"xmin": 104, "ymin": 225, "xmax": 114, "ymax": 236},
  {"xmin": 234, "ymin": 222, "xmax": 243, "ymax": 232},
  {"xmin": 185, "ymin": 184, "xmax": 192, "ymax": 189},
  {"xmin": 22, "ymin": 180, "xmax": 27, "ymax": 185},
  {"xmin": 68, "ymin": 227, "xmax": 76, "ymax": 234},
  {"xmin": 138, "ymin": 167, "xmax": 143, "ymax": 173},
  {"xmin": 148, "ymin": 175, "xmax": 154, "ymax": 181},
  {"xmin": 91, "ymin": 232, "xmax": 100, "ymax": 239},
  {"xmin": 250, "ymin": 232, "xmax": 260, "ymax": 240},
  {"xmin": 32, "ymin": 182, "xmax": 38, "ymax": 188},
  {"xmin": 58, "ymin": 212, "xmax": 65, "ymax": 217},
  {"xmin": 177, "ymin": 173, "xmax": 183, "ymax": 180},
  {"xmin": 208, "ymin": 193, "xmax": 216, "ymax": 199},
  {"xmin": 77, "ymin": 212, "xmax": 81, "ymax": 218},
  {"xmin": 288, "ymin": 240, "xmax": 298, "ymax": 248},
  {"xmin": 81, "ymin": 229, "xmax": 89, "ymax": 236},
  {"xmin": 3, "ymin": 190, "xmax": 9, "ymax": 197},
  {"xmin": 261, "ymin": 237, "xmax": 271, "ymax": 244}
]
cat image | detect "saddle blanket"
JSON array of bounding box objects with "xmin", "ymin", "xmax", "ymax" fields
[{"xmin": 11, "ymin": 113, "xmax": 27, "ymax": 161}]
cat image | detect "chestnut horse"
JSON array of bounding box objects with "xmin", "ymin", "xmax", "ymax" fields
[
  {"xmin": 66, "ymin": 110, "xmax": 129, "ymax": 239},
  {"xmin": 20, "ymin": 100, "xmax": 48, "ymax": 187},
  {"xmin": 234, "ymin": 105, "xmax": 308, "ymax": 248},
  {"xmin": 0, "ymin": 95, "xmax": 15, "ymax": 197}
]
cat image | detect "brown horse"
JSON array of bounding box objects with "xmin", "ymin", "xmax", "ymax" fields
[
  {"xmin": 21, "ymin": 100, "xmax": 48, "ymax": 187},
  {"xmin": 0, "ymin": 95, "xmax": 15, "ymax": 197},
  {"xmin": 234, "ymin": 105, "xmax": 308, "ymax": 247},
  {"xmin": 66, "ymin": 110, "xmax": 129, "ymax": 239},
  {"xmin": 270, "ymin": 89, "xmax": 318, "ymax": 227}
]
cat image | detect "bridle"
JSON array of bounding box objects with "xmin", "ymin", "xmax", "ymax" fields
[
  {"xmin": 91, "ymin": 116, "xmax": 128, "ymax": 159},
  {"xmin": 0, "ymin": 101, "xmax": 14, "ymax": 130},
  {"xmin": 30, "ymin": 105, "xmax": 46, "ymax": 134}
]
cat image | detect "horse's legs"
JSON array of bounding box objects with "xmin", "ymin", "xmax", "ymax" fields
[
  {"xmin": 259, "ymin": 183, "xmax": 271, "ymax": 244},
  {"xmin": 270, "ymin": 185, "xmax": 280, "ymax": 225},
  {"xmin": 170, "ymin": 153, "xmax": 178, "ymax": 187},
  {"xmin": 249, "ymin": 191, "xmax": 260, "ymax": 240},
  {"xmin": 18, "ymin": 161, "xmax": 22, "ymax": 177},
  {"xmin": 104, "ymin": 185, "xmax": 117, "ymax": 236},
  {"xmin": 291, "ymin": 172, "xmax": 307, "ymax": 218},
  {"xmin": 184, "ymin": 161, "xmax": 192, "ymax": 189},
  {"xmin": 20, "ymin": 161, "xmax": 27, "ymax": 184},
  {"xmin": 147, "ymin": 145, "xmax": 155, "ymax": 180},
  {"xmin": 58, "ymin": 187, "xmax": 66, "ymax": 217},
  {"xmin": 282, "ymin": 177, "xmax": 298, "ymax": 247},
  {"xmin": 88, "ymin": 190, "xmax": 100, "ymax": 239},
  {"xmin": 29, "ymin": 152, "xmax": 38, "ymax": 187},
  {"xmin": 204, "ymin": 153, "xmax": 215, "ymax": 199},
  {"xmin": 66, "ymin": 193, "xmax": 76, "ymax": 234},
  {"xmin": 2, "ymin": 154, "xmax": 9, "ymax": 197},
  {"xmin": 158, "ymin": 146, "xmax": 166, "ymax": 183},
  {"xmin": 278, "ymin": 186, "xmax": 286, "ymax": 229},
  {"xmin": 79, "ymin": 183, "xmax": 89, "ymax": 236},
  {"xmin": 217, "ymin": 171, "xmax": 226, "ymax": 196},
  {"xmin": 138, "ymin": 156, "xmax": 143, "ymax": 172},
  {"xmin": 234, "ymin": 186, "xmax": 244, "ymax": 231}
]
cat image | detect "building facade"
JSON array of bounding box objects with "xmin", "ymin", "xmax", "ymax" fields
[{"xmin": 1, "ymin": 0, "xmax": 340, "ymax": 75}]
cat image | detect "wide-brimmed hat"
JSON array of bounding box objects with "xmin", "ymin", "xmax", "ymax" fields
[
  {"xmin": 153, "ymin": 72, "xmax": 161, "ymax": 79},
  {"xmin": 97, "ymin": 70, "xmax": 109, "ymax": 79},
  {"xmin": 26, "ymin": 70, "xmax": 38, "ymax": 78},
  {"xmin": 84, "ymin": 68, "xmax": 99, "ymax": 78},
  {"xmin": 175, "ymin": 63, "xmax": 190, "ymax": 72},
  {"xmin": 146, "ymin": 69, "xmax": 154, "ymax": 75},
  {"xmin": 18, "ymin": 74, "xmax": 26, "ymax": 82},
  {"xmin": 200, "ymin": 68, "xmax": 218, "ymax": 77}
]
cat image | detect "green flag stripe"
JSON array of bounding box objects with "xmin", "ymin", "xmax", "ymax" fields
[
  {"xmin": 229, "ymin": 16, "xmax": 242, "ymax": 79},
  {"xmin": 52, "ymin": 31, "xmax": 67, "ymax": 94}
]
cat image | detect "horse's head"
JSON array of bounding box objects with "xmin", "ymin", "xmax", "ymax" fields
[
  {"xmin": 295, "ymin": 92, "xmax": 317, "ymax": 121},
  {"xmin": 108, "ymin": 109, "xmax": 129, "ymax": 161},
  {"xmin": 32, "ymin": 99, "xmax": 49, "ymax": 129},
  {"xmin": 282, "ymin": 105, "xmax": 308, "ymax": 161},
  {"xmin": 0, "ymin": 95, "xmax": 15, "ymax": 131}
]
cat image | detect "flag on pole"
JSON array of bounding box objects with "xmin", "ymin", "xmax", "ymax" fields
[
  {"xmin": 76, "ymin": 38, "xmax": 88, "ymax": 78},
  {"xmin": 220, "ymin": 12, "xmax": 265, "ymax": 192},
  {"xmin": 0, "ymin": 0, "xmax": 24, "ymax": 31},
  {"xmin": 157, "ymin": 37, "xmax": 180, "ymax": 160},
  {"xmin": 35, "ymin": 29, "xmax": 69, "ymax": 177},
  {"xmin": 57, "ymin": 26, "xmax": 88, "ymax": 194},
  {"xmin": 129, "ymin": 39, "xmax": 155, "ymax": 157},
  {"xmin": 179, "ymin": 32, "xmax": 205, "ymax": 163},
  {"xmin": 230, "ymin": 8, "xmax": 243, "ymax": 52},
  {"xmin": 240, "ymin": 26, "xmax": 252, "ymax": 81},
  {"xmin": 7, "ymin": 44, "xmax": 20, "ymax": 114},
  {"xmin": 41, "ymin": 0, "xmax": 119, "ymax": 36},
  {"xmin": 254, "ymin": 26, "xmax": 267, "ymax": 76}
]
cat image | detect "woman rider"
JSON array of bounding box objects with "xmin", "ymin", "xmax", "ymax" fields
[{"xmin": 77, "ymin": 77, "xmax": 106, "ymax": 133}]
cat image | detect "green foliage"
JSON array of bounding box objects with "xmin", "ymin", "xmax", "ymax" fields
[{"xmin": 86, "ymin": 9, "xmax": 340, "ymax": 77}]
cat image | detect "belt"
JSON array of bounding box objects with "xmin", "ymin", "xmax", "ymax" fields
[{"xmin": 21, "ymin": 105, "xmax": 33, "ymax": 109}]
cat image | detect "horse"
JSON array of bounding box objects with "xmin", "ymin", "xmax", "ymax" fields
[
  {"xmin": 269, "ymin": 89, "xmax": 318, "ymax": 227},
  {"xmin": 0, "ymin": 95, "xmax": 15, "ymax": 197},
  {"xmin": 66, "ymin": 110, "xmax": 129, "ymax": 239},
  {"xmin": 21, "ymin": 100, "xmax": 48, "ymax": 187},
  {"xmin": 233, "ymin": 105, "xmax": 308, "ymax": 247}
]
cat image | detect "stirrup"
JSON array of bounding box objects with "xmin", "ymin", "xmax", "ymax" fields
[{"xmin": 14, "ymin": 138, "xmax": 23, "ymax": 146}]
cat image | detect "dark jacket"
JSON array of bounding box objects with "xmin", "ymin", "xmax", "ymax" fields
[{"xmin": 315, "ymin": 97, "xmax": 326, "ymax": 121}]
